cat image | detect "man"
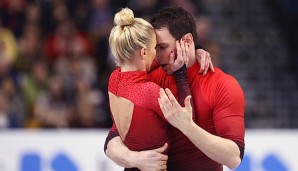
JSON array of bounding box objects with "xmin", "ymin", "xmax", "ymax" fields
[{"xmin": 105, "ymin": 7, "xmax": 245, "ymax": 171}]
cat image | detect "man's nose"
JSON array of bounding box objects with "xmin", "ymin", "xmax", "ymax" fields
[{"xmin": 155, "ymin": 53, "xmax": 161, "ymax": 61}]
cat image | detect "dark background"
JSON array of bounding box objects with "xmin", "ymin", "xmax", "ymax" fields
[{"xmin": 0, "ymin": 0, "xmax": 297, "ymax": 129}]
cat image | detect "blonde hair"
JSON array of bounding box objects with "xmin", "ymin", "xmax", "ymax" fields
[{"xmin": 109, "ymin": 7, "xmax": 155, "ymax": 66}]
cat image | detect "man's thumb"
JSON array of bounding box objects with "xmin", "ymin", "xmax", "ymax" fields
[{"xmin": 153, "ymin": 143, "xmax": 168, "ymax": 153}]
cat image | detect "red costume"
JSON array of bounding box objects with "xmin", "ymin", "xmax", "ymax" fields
[
  {"xmin": 106, "ymin": 63, "xmax": 245, "ymax": 171},
  {"xmin": 108, "ymin": 68, "xmax": 170, "ymax": 159}
]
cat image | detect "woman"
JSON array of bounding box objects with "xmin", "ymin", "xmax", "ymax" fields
[{"xmin": 108, "ymin": 7, "xmax": 189, "ymax": 170}]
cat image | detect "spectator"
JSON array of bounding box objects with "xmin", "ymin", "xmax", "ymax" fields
[
  {"xmin": 196, "ymin": 15, "xmax": 222, "ymax": 67},
  {"xmin": 45, "ymin": 19, "xmax": 93, "ymax": 64},
  {"xmin": 0, "ymin": 0, "xmax": 26, "ymax": 37},
  {"xmin": 88, "ymin": 0, "xmax": 113, "ymax": 72},
  {"xmin": 0, "ymin": 24, "xmax": 18, "ymax": 65},
  {"xmin": 33, "ymin": 75, "xmax": 74, "ymax": 128},
  {"xmin": 21, "ymin": 60, "xmax": 48, "ymax": 128},
  {"xmin": 16, "ymin": 23, "xmax": 44, "ymax": 72}
]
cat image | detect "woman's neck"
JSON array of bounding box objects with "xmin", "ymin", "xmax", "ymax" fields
[{"xmin": 121, "ymin": 60, "xmax": 145, "ymax": 72}]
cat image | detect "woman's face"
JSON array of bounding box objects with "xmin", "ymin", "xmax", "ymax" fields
[{"xmin": 144, "ymin": 32, "xmax": 157, "ymax": 72}]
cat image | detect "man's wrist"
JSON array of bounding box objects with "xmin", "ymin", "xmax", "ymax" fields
[{"xmin": 127, "ymin": 150, "xmax": 139, "ymax": 168}]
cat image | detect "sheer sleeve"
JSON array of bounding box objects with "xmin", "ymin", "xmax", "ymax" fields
[{"xmin": 173, "ymin": 64, "xmax": 196, "ymax": 120}]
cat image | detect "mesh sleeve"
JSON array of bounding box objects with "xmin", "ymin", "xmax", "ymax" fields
[{"xmin": 173, "ymin": 64, "xmax": 196, "ymax": 120}]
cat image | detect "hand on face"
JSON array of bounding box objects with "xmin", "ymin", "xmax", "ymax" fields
[
  {"xmin": 162, "ymin": 39, "xmax": 215, "ymax": 76},
  {"xmin": 169, "ymin": 38, "xmax": 189, "ymax": 72}
]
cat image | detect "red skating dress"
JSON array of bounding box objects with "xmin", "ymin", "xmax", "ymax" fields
[{"xmin": 108, "ymin": 68, "xmax": 171, "ymax": 171}]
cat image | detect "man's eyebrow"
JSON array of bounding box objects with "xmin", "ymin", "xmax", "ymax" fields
[{"xmin": 156, "ymin": 43, "xmax": 167, "ymax": 47}]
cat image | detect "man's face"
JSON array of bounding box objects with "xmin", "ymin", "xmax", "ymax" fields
[{"xmin": 155, "ymin": 28, "xmax": 176, "ymax": 75}]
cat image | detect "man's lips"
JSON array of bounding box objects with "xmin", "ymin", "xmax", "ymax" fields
[{"xmin": 161, "ymin": 64, "xmax": 167, "ymax": 70}]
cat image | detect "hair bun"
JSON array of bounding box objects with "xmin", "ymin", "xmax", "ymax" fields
[{"xmin": 114, "ymin": 8, "xmax": 135, "ymax": 26}]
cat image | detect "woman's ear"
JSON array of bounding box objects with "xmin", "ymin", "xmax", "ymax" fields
[{"xmin": 140, "ymin": 47, "xmax": 147, "ymax": 60}]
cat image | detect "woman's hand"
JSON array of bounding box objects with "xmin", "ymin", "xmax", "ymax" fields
[
  {"xmin": 169, "ymin": 39, "xmax": 215, "ymax": 75},
  {"xmin": 169, "ymin": 39, "xmax": 189, "ymax": 72},
  {"xmin": 195, "ymin": 49, "xmax": 214, "ymax": 75},
  {"xmin": 158, "ymin": 88, "xmax": 193, "ymax": 131}
]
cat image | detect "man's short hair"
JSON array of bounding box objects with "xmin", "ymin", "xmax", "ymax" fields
[{"xmin": 150, "ymin": 7, "xmax": 200, "ymax": 49}]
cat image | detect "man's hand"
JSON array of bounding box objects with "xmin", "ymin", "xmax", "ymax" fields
[
  {"xmin": 105, "ymin": 137, "xmax": 168, "ymax": 170},
  {"xmin": 195, "ymin": 49, "xmax": 214, "ymax": 75},
  {"xmin": 133, "ymin": 143, "xmax": 168, "ymax": 171},
  {"xmin": 158, "ymin": 88, "xmax": 193, "ymax": 132}
]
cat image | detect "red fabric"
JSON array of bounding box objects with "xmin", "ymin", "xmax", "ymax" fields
[
  {"xmin": 148, "ymin": 63, "xmax": 245, "ymax": 171},
  {"xmin": 106, "ymin": 64, "xmax": 245, "ymax": 170},
  {"xmin": 108, "ymin": 68, "xmax": 170, "ymax": 152}
]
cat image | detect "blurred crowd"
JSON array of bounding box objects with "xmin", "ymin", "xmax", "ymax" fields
[
  {"xmin": 0, "ymin": 0, "xmax": 218, "ymax": 129},
  {"xmin": 2, "ymin": 0, "xmax": 297, "ymax": 129}
]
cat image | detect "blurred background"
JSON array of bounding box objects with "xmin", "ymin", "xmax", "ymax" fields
[{"xmin": 0, "ymin": 0, "xmax": 297, "ymax": 171}]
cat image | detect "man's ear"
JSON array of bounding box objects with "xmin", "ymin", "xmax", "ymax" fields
[{"xmin": 183, "ymin": 33, "xmax": 194, "ymax": 46}]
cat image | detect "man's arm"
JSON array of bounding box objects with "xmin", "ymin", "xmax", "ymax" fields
[
  {"xmin": 158, "ymin": 88, "xmax": 243, "ymax": 170},
  {"xmin": 180, "ymin": 121, "xmax": 241, "ymax": 169},
  {"xmin": 104, "ymin": 122, "xmax": 169, "ymax": 170},
  {"xmin": 105, "ymin": 137, "xmax": 134, "ymax": 168},
  {"xmin": 105, "ymin": 136, "xmax": 168, "ymax": 170}
]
